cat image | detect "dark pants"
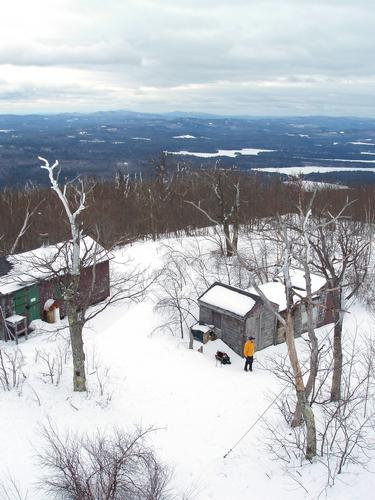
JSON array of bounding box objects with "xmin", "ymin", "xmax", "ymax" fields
[{"xmin": 244, "ymin": 356, "xmax": 253, "ymax": 371}]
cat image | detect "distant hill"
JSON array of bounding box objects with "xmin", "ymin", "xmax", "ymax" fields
[{"xmin": 1, "ymin": 112, "xmax": 375, "ymax": 187}]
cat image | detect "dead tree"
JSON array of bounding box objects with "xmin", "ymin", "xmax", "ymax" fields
[
  {"xmin": 288, "ymin": 194, "xmax": 320, "ymax": 426},
  {"xmin": 37, "ymin": 422, "xmax": 173, "ymax": 499},
  {"xmin": 276, "ymin": 218, "xmax": 317, "ymax": 459},
  {"xmin": 40, "ymin": 156, "xmax": 88, "ymax": 392},
  {"xmin": 39, "ymin": 158, "xmax": 157, "ymax": 392},
  {"xmin": 187, "ymin": 169, "xmax": 240, "ymax": 257},
  {"xmin": 155, "ymin": 242, "xmax": 208, "ymax": 349},
  {"xmin": 0, "ymin": 194, "xmax": 42, "ymax": 256}
]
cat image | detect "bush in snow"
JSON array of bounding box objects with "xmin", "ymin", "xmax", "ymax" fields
[
  {"xmin": 37, "ymin": 423, "xmax": 175, "ymax": 500},
  {"xmin": 0, "ymin": 347, "xmax": 26, "ymax": 392},
  {"xmin": 263, "ymin": 329, "xmax": 375, "ymax": 485}
]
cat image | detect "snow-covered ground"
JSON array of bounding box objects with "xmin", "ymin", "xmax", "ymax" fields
[
  {"xmin": 173, "ymin": 135, "xmax": 197, "ymax": 139},
  {"xmin": 254, "ymin": 165, "xmax": 375, "ymax": 175},
  {"xmin": 285, "ymin": 180, "xmax": 348, "ymax": 190},
  {"xmin": 349, "ymin": 141, "xmax": 375, "ymax": 146},
  {"xmin": 167, "ymin": 148, "xmax": 275, "ymax": 158},
  {"xmin": 319, "ymin": 158, "xmax": 375, "ymax": 164},
  {"xmin": 1, "ymin": 235, "xmax": 375, "ymax": 499}
]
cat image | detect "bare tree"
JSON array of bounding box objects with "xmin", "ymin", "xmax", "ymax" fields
[
  {"xmin": 37, "ymin": 422, "xmax": 174, "ymax": 500},
  {"xmin": 0, "ymin": 188, "xmax": 42, "ymax": 257},
  {"xmin": 39, "ymin": 156, "xmax": 89, "ymax": 391},
  {"xmin": 186, "ymin": 168, "xmax": 240, "ymax": 257},
  {"xmin": 155, "ymin": 244, "xmax": 201, "ymax": 349},
  {"xmin": 8, "ymin": 200, "xmax": 42, "ymax": 255},
  {"xmin": 38, "ymin": 157, "xmax": 157, "ymax": 392},
  {"xmin": 282, "ymin": 193, "xmax": 321, "ymax": 427},
  {"xmin": 0, "ymin": 474, "xmax": 28, "ymax": 500},
  {"xmin": 275, "ymin": 217, "xmax": 317, "ymax": 459},
  {"xmin": 309, "ymin": 207, "xmax": 371, "ymax": 401},
  {"xmin": 0, "ymin": 347, "xmax": 25, "ymax": 392},
  {"xmin": 155, "ymin": 237, "xmax": 253, "ymax": 349}
]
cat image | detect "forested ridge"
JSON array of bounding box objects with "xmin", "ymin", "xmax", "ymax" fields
[{"xmin": 1, "ymin": 165, "xmax": 375, "ymax": 255}]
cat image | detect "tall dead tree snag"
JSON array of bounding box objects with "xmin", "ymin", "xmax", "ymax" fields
[
  {"xmin": 186, "ymin": 169, "xmax": 241, "ymax": 257},
  {"xmin": 277, "ymin": 219, "xmax": 317, "ymax": 460},
  {"xmin": 239, "ymin": 216, "xmax": 317, "ymax": 459},
  {"xmin": 287, "ymin": 193, "xmax": 320, "ymax": 427},
  {"xmin": 39, "ymin": 156, "xmax": 87, "ymax": 392},
  {"xmin": 212, "ymin": 170, "xmax": 240, "ymax": 257}
]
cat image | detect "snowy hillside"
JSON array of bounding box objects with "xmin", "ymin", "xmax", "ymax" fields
[{"xmin": 1, "ymin": 234, "xmax": 375, "ymax": 500}]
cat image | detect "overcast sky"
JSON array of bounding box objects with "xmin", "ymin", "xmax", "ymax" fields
[{"xmin": 1, "ymin": 0, "xmax": 374, "ymax": 116}]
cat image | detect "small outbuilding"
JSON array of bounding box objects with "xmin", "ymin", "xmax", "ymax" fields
[
  {"xmin": 198, "ymin": 282, "xmax": 278, "ymax": 356},
  {"xmin": 0, "ymin": 236, "xmax": 110, "ymax": 341}
]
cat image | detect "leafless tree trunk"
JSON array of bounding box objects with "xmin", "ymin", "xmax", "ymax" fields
[
  {"xmin": 309, "ymin": 210, "xmax": 371, "ymax": 401},
  {"xmin": 291, "ymin": 196, "xmax": 320, "ymax": 426},
  {"xmin": 329, "ymin": 280, "xmax": 344, "ymax": 402},
  {"xmin": 9, "ymin": 200, "xmax": 42, "ymax": 255},
  {"xmin": 38, "ymin": 158, "xmax": 160, "ymax": 392},
  {"xmin": 213, "ymin": 171, "xmax": 240, "ymax": 257},
  {"xmin": 284, "ymin": 312, "xmax": 316, "ymax": 459},
  {"xmin": 186, "ymin": 169, "xmax": 240, "ymax": 257},
  {"xmin": 39, "ymin": 156, "xmax": 87, "ymax": 392},
  {"xmin": 279, "ymin": 220, "xmax": 317, "ymax": 459}
]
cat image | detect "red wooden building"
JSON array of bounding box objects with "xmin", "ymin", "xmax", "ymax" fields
[{"xmin": 0, "ymin": 236, "xmax": 110, "ymax": 340}]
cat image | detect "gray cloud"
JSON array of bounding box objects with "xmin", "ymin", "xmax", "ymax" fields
[
  {"xmin": 0, "ymin": 0, "xmax": 374, "ymax": 115},
  {"xmin": 0, "ymin": 41, "xmax": 142, "ymax": 67}
]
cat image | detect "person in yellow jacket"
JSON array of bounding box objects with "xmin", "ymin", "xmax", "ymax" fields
[{"xmin": 243, "ymin": 336, "xmax": 255, "ymax": 372}]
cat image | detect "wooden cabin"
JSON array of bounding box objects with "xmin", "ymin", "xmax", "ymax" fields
[
  {"xmin": 197, "ymin": 270, "xmax": 333, "ymax": 356},
  {"xmin": 198, "ymin": 282, "xmax": 278, "ymax": 356},
  {"xmin": 0, "ymin": 236, "xmax": 110, "ymax": 340}
]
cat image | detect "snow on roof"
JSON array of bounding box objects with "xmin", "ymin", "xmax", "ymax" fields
[
  {"xmin": 0, "ymin": 236, "xmax": 108, "ymax": 295},
  {"xmin": 252, "ymin": 282, "xmax": 287, "ymax": 311},
  {"xmin": 191, "ymin": 322, "xmax": 214, "ymax": 333},
  {"xmin": 289, "ymin": 268, "xmax": 326, "ymax": 293},
  {"xmin": 199, "ymin": 284, "xmax": 256, "ymax": 317},
  {"xmin": 250, "ymin": 269, "xmax": 326, "ymax": 311}
]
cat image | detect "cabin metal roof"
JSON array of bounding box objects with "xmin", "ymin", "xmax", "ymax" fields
[
  {"xmin": 198, "ymin": 282, "xmax": 262, "ymax": 319},
  {"xmin": 0, "ymin": 236, "xmax": 108, "ymax": 295}
]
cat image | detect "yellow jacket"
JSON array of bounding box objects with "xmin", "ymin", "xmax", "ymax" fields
[{"xmin": 244, "ymin": 340, "xmax": 255, "ymax": 357}]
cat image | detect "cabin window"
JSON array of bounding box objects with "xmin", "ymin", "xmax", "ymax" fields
[{"xmin": 212, "ymin": 311, "xmax": 222, "ymax": 329}]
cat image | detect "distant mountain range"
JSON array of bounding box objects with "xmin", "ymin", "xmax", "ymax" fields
[{"xmin": 1, "ymin": 111, "xmax": 375, "ymax": 188}]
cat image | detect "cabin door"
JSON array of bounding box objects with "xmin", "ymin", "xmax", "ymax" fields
[{"xmin": 14, "ymin": 285, "xmax": 40, "ymax": 322}]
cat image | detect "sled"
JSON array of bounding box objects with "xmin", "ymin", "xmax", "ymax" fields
[{"xmin": 215, "ymin": 350, "xmax": 231, "ymax": 365}]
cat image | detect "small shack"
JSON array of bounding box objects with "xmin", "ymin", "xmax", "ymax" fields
[
  {"xmin": 198, "ymin": 282, "xmax": 278, "ymax": 356},
  {"xmin": 0, "ymin": 236, "xmax": 110, "ymax": 341}
]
